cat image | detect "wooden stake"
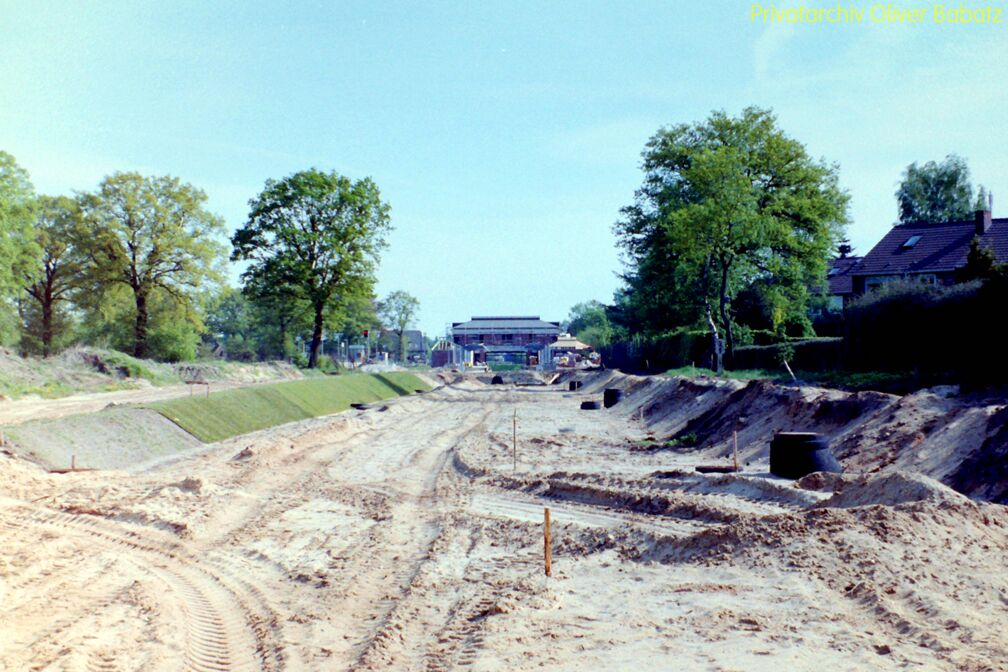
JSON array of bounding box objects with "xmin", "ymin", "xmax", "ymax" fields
[
  {"xmin": 512, "ymin": 408, "xmax": 517, "ymax": 472},
  {"xmin": 544, "ymin": 507, "xmax": 552, "ymax": 577},
  {"xmin": 733, "ymin": 430, "xmax": 739, "ymax": 472},
  {"xmin": 71, "ymin": 454, "xmax": 76, "ymax": 471}
]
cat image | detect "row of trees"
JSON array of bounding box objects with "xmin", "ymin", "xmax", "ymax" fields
[
  {"xmin": 0, "ymin": 152, "xmax": 419, "ymax": 367},
  {"xmin": 561, "ymin": 109, "xmax": 991, "ymax": 370}
]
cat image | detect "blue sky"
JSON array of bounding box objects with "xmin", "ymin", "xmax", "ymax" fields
[{"xmin": 3, "ymin": 1, "xmax": 1006, "ymax": 337}]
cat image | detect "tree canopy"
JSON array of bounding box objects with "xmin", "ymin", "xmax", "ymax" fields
[
  {"xmin": 0, "ymin": 151, "xmax": 40, "ymax": 302},
  {"xmin": 378, "ymin": 290, "xmax": 419, "ymax": 361},
  {"xmin": 232, "ymin": 169, "xmax": 392, "ymax": 368},
  {"xmin": 77, "ymin": 172, "xmax": 226, "ymax": 359},
  {"xmin": 614, "ymin": 107, "xmax": 849, "ymax": 362},
  {"xmin": 21, "ymin": 195, "xmax": 84, "ymax": 356},
  {"xmin": 565, "ymin": 300, "xmax": 615, "ymax": 348},
  {"xmin": 896, "ymin": 154, "xmax": 976, "ymax": 224}
]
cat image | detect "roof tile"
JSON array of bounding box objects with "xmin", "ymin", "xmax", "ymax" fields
[{"xmin": 854, "ymin": 218, "xmax": 1008, "ymax": 276}]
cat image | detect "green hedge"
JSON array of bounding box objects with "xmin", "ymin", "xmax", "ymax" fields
[
  {"xmin": 149, "ymin": 372, "xmax": 430, "ymax": 442},
  {"xmin": 732, "ymin": 338, "xmax": 843, "ymax": 371},
  {"xmin": 600, "ymin": 328, "xmax": 712, "ymax": 372},
  {"xmin": 843, "ymin": 279, "xmax": 1005, "ymax": 384}
]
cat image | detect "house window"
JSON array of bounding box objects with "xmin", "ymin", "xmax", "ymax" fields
[
  {"xmin": 866, "ymin": 276, "xmax": 894, "ymax": 292},
  {"xmin": 917, "ymin": 274, "xmax": 936, "ymax": 285},
  {"xmin": 901, "ymin": 235, "xmax": 922, "ymax": 249},
  {"xmin": 501, "ymin": 333, "xmax": 513, "ymax": 342}
]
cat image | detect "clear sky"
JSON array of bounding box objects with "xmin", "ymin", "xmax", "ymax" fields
[{"xmin": 3, "ymin": 1, "xmax": 1006, "ymax": 337}]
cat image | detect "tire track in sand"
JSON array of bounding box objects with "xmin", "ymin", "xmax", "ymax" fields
[
  {"xmin": 2, "ymin": 505, "xmax": 284, "ymax": 672},
  {"xmin": 334, "ymin": 405, "xmax": 495, "ymax": 670}
]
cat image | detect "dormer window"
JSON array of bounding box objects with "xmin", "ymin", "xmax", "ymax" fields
[
  {"xmin": 901, "ymin": 235, "xmax": 922, "ymax": 249},
  {"xmin": 827, "ymin": 267, "xmax": 841, "ymax": 277}
]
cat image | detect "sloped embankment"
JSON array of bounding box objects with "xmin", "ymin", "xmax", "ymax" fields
[
  {"xmin": 148, "ymin": 372, "xmax": 430, "ymax": 442},
  {"xmin": 5, "ymin": 407, "xmax": 201, "ymax": 471},
  {"xmin": 584, "ymin": 371, "xmax": 1008, "ymax": 503},
  {"xmin": 6, "ymin": 373, "xmax": 431, "ymax": 470}
]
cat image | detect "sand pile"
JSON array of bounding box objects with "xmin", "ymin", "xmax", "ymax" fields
[
  {"xmin": 819, "ymin": 471, "xmax": 969, "ymax": 508},
  {"xmin": 0, "ymin": 453, "xmax": 56, "ymax": 500},
  {"xmin": 627, "ymin": 481, "xmax": 1008, "ymax": 670},
  {"xmin": 618, "ymin": 372, "xmax": 1008, "ymax": 503}
]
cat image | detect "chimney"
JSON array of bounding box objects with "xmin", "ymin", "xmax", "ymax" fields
[{"xmin": 976, "ymin": 208, "xmax": 992, "ymax": 235}]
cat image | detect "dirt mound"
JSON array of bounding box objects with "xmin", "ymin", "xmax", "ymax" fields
[
  {"xmin": 0, "ymin": 346, "xmax": 116, "ymax": 399},
  {"xmin": 795, "ymin": 471, "xmax": 848, "ymax": 492},
  {"xmin": 946, "ymin": 405, "xmax": 1008, "ymax": 503},
  {"xmin": 635, "ymin": 373, "xmax": 1008, "ymax": 504},
  {"xmin": 667, "ymin": 380, "xmax": 894, "ymax": 452},
  {"xmin": 174, "ymin": 360, "xmax": 302, "ymax": 383},
  {"xmin": 819, "ymin": 472, "xmax": 969, "ymax": 508}
]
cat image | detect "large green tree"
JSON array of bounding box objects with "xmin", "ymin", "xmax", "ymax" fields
[
  {"xmin": 232, "ymin": 170, "xmax": 392, "ymax": 368},
  {"xmin": 615, "ymin": 107, "xmax": 849, "ymax": 365},
  {"xmin": 77, "ymin": 173, "xmax": 226, "ymax": 359},
  {"xmin": 240, "ymin": 265, "xmax": 312, "ymax": 360},
  {"xmin": 330, "ymin": 291, "xmax": 381, "ymax": 363},
  {"xmin": 21, "ymin": 196, "xmax": 84, "ymax": 356},
  {"xmin": 896, "ymin": 154, "xmax": 975, "ymax": 224},
  {"xmin": 0, "ymin": 152, "xmax": 40, "ymax": 345},
  {"xmin": 378, "ymin": 290, "xmax": 419, "ymax": 362},
  {"xmin": 565, "ymin": 300, "xmax": 615, "ymax": 348}
]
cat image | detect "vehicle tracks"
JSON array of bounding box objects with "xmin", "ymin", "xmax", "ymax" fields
[{"xmin": 1, "ymin": 505, "xmax": 284, "ymax": 671}]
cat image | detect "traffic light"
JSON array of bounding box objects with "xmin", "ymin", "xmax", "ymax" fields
[{"xmin": 362, "ymin": 329, "xmax": 369, "ymax": 337}]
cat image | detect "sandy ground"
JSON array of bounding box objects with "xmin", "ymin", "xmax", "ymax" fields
[{"xmin": 1, "ymin": 374, "xmax": 1007, "ymax": 671}]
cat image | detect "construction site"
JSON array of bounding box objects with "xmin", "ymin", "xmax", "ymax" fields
[{"xmin": 2, "ymin": 363, "xmax": 1007, "ymax": 672}]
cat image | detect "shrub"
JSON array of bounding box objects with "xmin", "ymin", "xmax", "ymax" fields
[
  {"xmin": 147, "ymin": 321, "xmax": 200, "ymax": 362},
  {"xmin": 843, "ymin": 279, "xmax": 1001, "ymax": 383},
  {"xmin": 600, "ymin": 327, "xmax": 712, "ymax": 372},
  {"xmin": 731, "ymin": 338, "xmax": 842, "ymax": 372}
]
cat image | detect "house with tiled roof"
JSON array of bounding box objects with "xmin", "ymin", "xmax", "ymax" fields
[
  {"xmin": 825, "ymin": 255, "xmax": 864, "ymax": 309},
  {"xmin": 850, "ymin": 209, "xmax": 1007, "ymax": 294}
]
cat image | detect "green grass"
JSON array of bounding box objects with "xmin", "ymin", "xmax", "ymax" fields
[
  {"xmin": 148, "ymin": 372, "xmax": 431, "ymax": 442},
  {"xmin": 93, "ymin": 349, "xmax": 180, "ymax": 385},
  {"xmin": 663, "ymin": 366, "xmax": 779, "ymax": 381},
  {"xmin": 0, "ymin": 379, "xmax": 76, "ymax": 399},
  {"xmin": 794, "ymin": 369, "xmax": 915, "ymax": 392},
  {"xmin": 488, "ymin": 362, "xmax": 523, "ymax": 372},
  {"xmin": 662, "ymin": 365, "xmax": 919, "ymax": 392}
]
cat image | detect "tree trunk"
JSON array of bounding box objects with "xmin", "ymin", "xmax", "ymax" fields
[
  {"xmin": 134, "ymin": 290, "xmax": 148, "ymax": 359},
  {"xmin": 718, "ymin": 258, "xmax": 734, "ymax": 364},
  {"xmin": 308, "ymin": 303, "xmax": 324, "ymax": 368},
  {"xmin": 278, "ymin": 314, "xmax": 289, "ymax": 360},
  {"xmin": 399, "ymin": 329, "xmax": 407, "ymax": 362},
  {"xmin": 41, "ymin": 285, "xmax": 54, "ymax": 358},
  {"xmin": 706, "ymin": 303, "xmax": 723, "ymax": 374}
]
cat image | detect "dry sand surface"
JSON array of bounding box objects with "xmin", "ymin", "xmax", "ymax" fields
[{"xmin": 2, "ymin": 372, "xmax": 1007, "ymax": 671}]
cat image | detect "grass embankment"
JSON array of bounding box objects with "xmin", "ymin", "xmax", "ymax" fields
[
  {"xmin": 663, "ymin": 366, "xmax": 913, "ymax": 392},
  {"xmin": 148, "ymin": 372, "xmax": 430, "ymax": 442}
]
